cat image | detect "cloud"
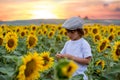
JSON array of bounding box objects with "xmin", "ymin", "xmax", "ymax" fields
[
  {"xmin": 103, "ymin": 3, "xmax": 109, "ymax": 7},
  {"xmin": 114, "ymin": 7, "xmax": 120, "ymax": 12}
]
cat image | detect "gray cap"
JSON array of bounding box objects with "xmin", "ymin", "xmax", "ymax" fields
[{"xmin": 62, "ymin": 16, "xmax": 85, "ymax": 30}]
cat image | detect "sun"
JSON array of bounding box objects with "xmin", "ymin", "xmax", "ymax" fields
[{"xmin": 31, "ymin": 10, "xmax": 58, "ymax": 19}]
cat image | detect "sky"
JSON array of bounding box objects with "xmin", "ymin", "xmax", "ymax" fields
[{"xmin": 0, "ymin": 0, "xmax": 120, "ymax": 21}]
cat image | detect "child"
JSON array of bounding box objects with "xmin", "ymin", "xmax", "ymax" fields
[{"xmin": 55, "ymin": 16, "xmax": 92, "ymax": 80}]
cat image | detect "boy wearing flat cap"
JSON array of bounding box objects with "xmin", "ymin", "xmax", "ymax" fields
[{"xmin": 56, "ymin": 16, "xmax": 92, "ymax": 80}]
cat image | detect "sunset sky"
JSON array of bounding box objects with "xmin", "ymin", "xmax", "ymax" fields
[{"xmin": 0, "ymin": 0, "xmax": 120, "ymax": 21}]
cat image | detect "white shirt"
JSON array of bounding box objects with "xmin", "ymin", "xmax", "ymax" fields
[{"xmin": 60, "ymin": 38, "xmax": 92, "ymax": 80}]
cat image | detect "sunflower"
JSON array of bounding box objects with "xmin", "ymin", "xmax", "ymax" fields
[
  {"xmin": 83, "ymin": 27, "xmax": 88, "ymax": 36},
  {"xmin": 40, "ymin": 52, "xmax": 54, "ymax": 71},
  {"xmin": 62, "ymin": 61, "xmax": 78, "ymax": 78},
  {"xmin": 0, "ymin": 35, "xmax": 4, "ymax": 46},
  {"xmin": 91, "ymin": 26, "xmax": 99, "ymax": 35},
  {"xmin": 55, "ymin": 59, "xmax": 78, "ymax": 79},
  {"xmin": 98, "ymin": 38, "xmax": 109, "ymax": 52},
  {"xmin": 42, "ymin": 28, "xmax": 47, "ymax": 35},
  {"xmin": 93, "ymin": 33, "xmax": 102, "ymax": 43},
  {"xmin": 59, "ymin": 29, "xmax": 66, "ymax": 35},
  {"xmin": 112, "ymin": 41, "xmax": 120, "ymax": 61},
  {"xmin": 57, "ymin": 26, "xmax": 62, "ymax": 30},
  {"xmin": 95, "ymin": 60, "xmax": 105, "ymax": 70},
  {"xmin": 15, "ymin": 27, "xmax": 21, "ymax": 33},
  {"xmin": 20, "ymin": 30, "xmax": 26, "ymax": 38},
  {"xmin": 5, "ymin": 32, "xmax": 18, "ymax": 39},
  {"xmin": 37, "ymin": 29, "xmax": 43, "ymax": 36},
  {"xmin": 17, "ymin": 52, "xmax": 44, "ymax": 80},
  {"xmin": 83, "ymin": 25, "xmax": 91, "ymax": 37},
  {"xmin": 30, "ymin": 25, "xmax": 37, "ymax": 31},
  {"xmin": 48, "ymin": 31, "xmax": 55, "ymax": 38},
  {"xmin": 27, "ymin": 34, "xmax": 38, "ymax": 49},
  {"xmin": 56, "ymin": 35, "xmax": 62, "ymax": 41},
  {"xmin": 29, "ymin": 31, "xmax": 36, "ymax": 35},
  {"xmin": 108, "ymin": 26, "xmax": 116, "ymax": 33},
  {"xmin": 116, "ymin": 30, "xmax": 120, "ymax": 36},
  {"xmin": 5, "ymin": 36, "xmax": 18, "ymax": 52},
  {"xmin": 5, "ymin": 32, "xmax": 18, "ymax": 52},
  {"xmin": 0, "ymin": 27, "xmax": 3, "ymax": 33},
  {"xmin": 108, "ymin": 33, "xmax": 115, "ymax": 42}
]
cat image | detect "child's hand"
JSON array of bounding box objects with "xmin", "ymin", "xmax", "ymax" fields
[{"xmin": 55, "ymin": 53, "xmax": 62, "ymax": 59}]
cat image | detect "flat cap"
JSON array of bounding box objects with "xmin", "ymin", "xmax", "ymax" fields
[{"xmin": 62, "ymin": 16, "xmax": 85, "ymax": 30}]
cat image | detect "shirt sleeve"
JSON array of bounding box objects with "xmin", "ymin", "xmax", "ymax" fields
[{"xmin": 82, "ymin": 40, "xmax": 92, "ymax": 58}]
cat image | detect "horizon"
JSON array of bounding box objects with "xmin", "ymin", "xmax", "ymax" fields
[
  {"xmin": 0, "ymin": 18, "xmax": 120, "ymax": 22},
  {"xmin": 0, "ymin": 0, "xmax": 120, "ymax": 21}
]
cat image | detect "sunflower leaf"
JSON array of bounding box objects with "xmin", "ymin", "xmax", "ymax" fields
[{"xmin": 0, "ymin": 67, "xmax": 15, "ymax": 77}]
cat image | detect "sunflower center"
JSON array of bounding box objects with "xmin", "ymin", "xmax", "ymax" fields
[
  {"xmin": 110, "ymin": 28, "xmax": 113, "ymax": 32},
  {"xmin": 25, "ymin": 59, "xmax": 36, "ymax": 77},
  {"xmin": 21, "ymin": 32, "xmax": 25, "ymax": 37},
  {"xmin": 44, "ymin": 31, "xmax": 47, "ymax": 34},
  {"xmin": 8, "ymin": 39, "xmax": 14, "ymax": 48},
  {"xmin": 38, "ymin": 31, "xmax": 41, "ymax": 35},
  {"xmin": 116, "ymin": 45, "xmax": 120, "ymax": 56},
  {"xmin": 95, "ymin": 35, "xmax": 100, "ymax": 41},
  {"xmin": 100, "ymin": 41, "xmax": 106, "ymax": 51},
  {"xmin": 17, "ymin": 29, "xmax": 20, "ymax": 32},
  {"xmin": 108, "ymin": 35, "xmax": 114, "ymax": 41},
  {"xmin": 0, "ymin": 38, "xmax": 3, "ymax": 45},
  {"xmin": 29, "ymin": 37, "xmax": 35, "ymax": 47},
  {"xmin": 93, "ymin": 29, "xmax": 97, "ymax": 34},
  {"xmin": 98, "ymin": 61, "xmax": 102, "ymax": 65},
  {"xmin": 32, "ymin": 26, "xmax": 36, "ymax": 31},
  {"xmin": 118, "ymin": 32, "xmax": 120, "ymax": 35},
  {"xmin": 49, "ymin": 32, "xmax": 53, "ymax": 37},
  {"xmin": 43, "ymin": 56, "xmax": 49, "ymax": 66},
  {"xmin": 67, "ymin": 66, "xmax": 72, "ymax": 72}
]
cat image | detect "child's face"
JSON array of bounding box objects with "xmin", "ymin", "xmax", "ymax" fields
[{"xmin": 66, "ymin": 29, "xmax": 80, "ymax": 40}]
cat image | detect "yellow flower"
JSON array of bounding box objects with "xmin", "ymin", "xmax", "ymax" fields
[
  {"xmin": 5, "ymin": 32, "xmax": 18, "ymax": 52},
  {"xmin": 27, "ymin": 34, "xmax": 38, "ymax": 49},
  {"xmin": 37, "ymin": 29, "xmax": 43, "ymax": 36},
  {"xmin": 56, "ymin": 35, "xmax": 62, "ymax": 41},
  {"xmin": 0, "ymin": 35, "xmax": 4, "ymax": 46},
  {"xmin": 55, "ymin": 59, "xmax": 78, "ymax": 79},
  {"xmin": 108, "ymin": 32, "xmax": 115, "ymax": 42},
  {"xmin": 59, "ymin": 28, "xmax": 67, "ymax": 36},
  {"xmin": 116, "ymin": 30, "xmax": 120, "ymax": 36},
  {"xmin": 112, "ymin": 41, "xmax": 120, "ymax": 61},
  {"xmin": 93, "ymin": 33, "xmax": 102, "ymax": 43},
  {"xmin": 30, "ymin": 25, "xmax": 37, "ymax": 31},
  {"xmin": 20, "ymin": 30, "xmax": 26, "ymax": 38},
  {"xmin": 40, "ymin": 52, "xmax": 54, "ymax": 71},
  {"xmin": 91, "ymin": 26, "xmax": 99, "ymax": 35},
  {"xmin": 15, "ymin": 27, "xmax": 21, "ymax": 33},
  {"xmin": 95, "ymin": 60, "xmax": 105, "ymax": 70},
  {"xmin": 98, "ymin": 38, "xmax": 109, "ymax": 52},
  {"xmin": 5, "ymin": 32, "xmax": 18, "ymax": 39},
  {"xmin": 48, "ymin": 31, "xmax": 55, "ymax": 38},
  {"xmin": 62, "ymin": 61, "xmax": 78, "ymax": 78},
  {"xmin": 17, "ymin": 52, "xmax": 43, "ymax": 80},
  {"xmin": 42, "ymin": 27, "xmax": 47, "ymax": 35},
  {"xmin": 108, "ymin": 26, "xmax": 116, "ymax": 33}
]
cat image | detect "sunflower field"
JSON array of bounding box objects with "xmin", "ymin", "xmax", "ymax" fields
[{"xmin": 0, "ymin": 23, "xmax": 120, "ymax": 80}]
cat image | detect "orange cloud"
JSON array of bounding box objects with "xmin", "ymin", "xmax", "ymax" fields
[{"xmin": 0, "ymin": 0, "xmax": 120, "ymax": 21}]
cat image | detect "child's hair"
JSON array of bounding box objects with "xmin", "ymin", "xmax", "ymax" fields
[{"xmin": 76, "ymin": 28, "xmax": 84, "ymax": 37}]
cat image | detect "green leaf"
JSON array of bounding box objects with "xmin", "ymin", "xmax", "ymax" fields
[
  {"xmin": 71, "ymin": 74, "xmax": 84, "ymax": 80},
  {"xmin": 0, "ymin": 75, "xmax": 8, "ymax": 80},
  {"xmin": 0, "ymin": 67, "xmax": 14, "ymax": 77}
]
